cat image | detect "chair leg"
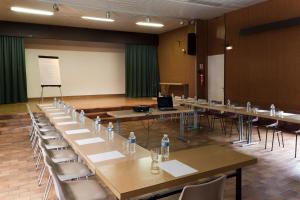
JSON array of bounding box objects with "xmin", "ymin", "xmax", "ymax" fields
[
  {"xmin": 295, "ymin": 133, "xmax": 298, "ymax": 158},
  {"xmin": 265, "ymin": 128, "xmax": 268, "ymax": 149},
  {"xmin": 281, "ymin": 132, "xmax": 284, "ymax": 148},
  {"xmin": 271, "ymin": 130, "xmax": 275, "ymax": 151},
  {"xmin": 43, "ymin": 175, "xmax": 53, "ymax": 200},
  {"xmin": 257, "ymin": 127, "xmax": 261, "ymax": 141},
  {"xmin": 277, "ymin": 132, "xmax": 281, "ymax": 147},
  {"xmin": 38, "ymin": 165, "xmax": 46, "ymax": 186}
]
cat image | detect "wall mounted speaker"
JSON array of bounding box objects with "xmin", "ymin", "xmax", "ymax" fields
[{"xmin": 187, "ymin": 33, "xmax": 196, "ymax": 55}]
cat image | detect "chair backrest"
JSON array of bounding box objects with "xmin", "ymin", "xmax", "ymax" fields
[
  {"xmin": 179, "ymin": 175, "xmax": 226, "ymax": 200},
  {"xmin": 47, "ymin": 162, "xmax": 67, "ymax": 200}
]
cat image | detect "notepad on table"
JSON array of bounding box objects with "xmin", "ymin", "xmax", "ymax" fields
[
  {"xmin": 49, "ymin": 112, "xmax": 65, "ymax": 116},
  {"xmin": 44, "ymin": 107, "xmax": 56, "ymax": 110},
  {"xmin": 57, "ymin": 121, "xmax": 77, "ymax": 126},
  {"xmin": 39, "ymin": 104, "xmax": 53, "ymax": 107},
  {"xmin": 46, "ymin": 108, "xmax": 60, "ymax": 111},
  {"xmin": 87, "ymin": 151, "xmax": 125, "ymax": 163},
  {"xmin": 75, "ymin": 137, "xmax": 104, "ymax": 145},
  {"xmin": 158, "ymin": 160, "xmax": 198, "ymax": 177},
  {"xmin": 65, "ymin": 129, "xmax": 90, "ymax": 135},
  {"xmin": 53, "ymin": 116, "xmax": 71, "ymax": 120}
]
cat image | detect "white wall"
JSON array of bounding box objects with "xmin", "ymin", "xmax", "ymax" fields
[
  {"xmin": 25, "ymin": 48, "xmax": 125, "ymax": 98},
  {"xmin": 208, "ymin": 54, "xmax": 224, "ymax": 103}
]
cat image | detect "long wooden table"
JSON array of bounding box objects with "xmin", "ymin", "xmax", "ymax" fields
[
  {"xmin": 179, "ymin": 99, "xmax": 300, "ymax": 146},
  {"xmin": 107, "ymin": 106, "xmax": 195, "ymax": 143},
  {"xmin": 38, "ymin": 104, "xmax": 257, "ymax": 200}
]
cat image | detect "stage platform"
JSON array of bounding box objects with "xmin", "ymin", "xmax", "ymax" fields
[{"xmin": 0, "ymin": 95, "xmax": 157, "ymax": 115}]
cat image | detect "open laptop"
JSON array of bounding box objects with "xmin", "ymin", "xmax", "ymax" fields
[{"xmin": 157, "ymin": 96, "xmax": 177, "ymax": 111}]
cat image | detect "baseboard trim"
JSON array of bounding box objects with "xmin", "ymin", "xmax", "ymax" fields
[{"xmin": 28, "ymin": 94, "xmax": 126, "ymax": 101}]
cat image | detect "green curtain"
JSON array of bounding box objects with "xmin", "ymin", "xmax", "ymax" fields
[
  {"xmin": 125, "ymin": 44, "xmax": 160, "ymax": 97},
  {"xmin": 0, "ymin": 36, "xmax": 27, "ymax": 104}
]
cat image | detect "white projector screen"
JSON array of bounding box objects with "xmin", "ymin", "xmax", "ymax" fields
[
  {"xmin": 25, "ymin": 48, "xmax": 125, "ymax": 98},
  {"xmin": 38, "ymin": 56, "xmax": 61, "ymax": 86}
]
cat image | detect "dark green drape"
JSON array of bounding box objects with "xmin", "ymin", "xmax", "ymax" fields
[
  {"xmin": 125, "ymin": 44, "xmax": 160, "ymax": 97},
  {"xmin": 0, "ymin": 36, "xmax": 27, "ymax": 104}
]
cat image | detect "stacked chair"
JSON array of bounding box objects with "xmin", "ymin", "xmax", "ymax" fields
[{"xmin": 27, "ymin": 104, "xmax": 108, "ymax": 200}]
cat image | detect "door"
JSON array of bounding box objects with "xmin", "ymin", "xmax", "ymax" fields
[{"xmin": 208, "ymin": 54, "xmax": 224, "ymax": 103}]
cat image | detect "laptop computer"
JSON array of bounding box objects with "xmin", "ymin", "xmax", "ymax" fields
[{"xmin": 157, "ymin": 96, "xmax": 177, "ymax": 111}]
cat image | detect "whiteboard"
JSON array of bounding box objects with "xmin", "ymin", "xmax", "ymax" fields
[{"xmin": 38, "ymin": 56, "xmax": 61, "ymax": 86}]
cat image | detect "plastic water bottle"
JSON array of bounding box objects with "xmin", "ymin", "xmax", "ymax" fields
[
  {"xmin": 226, "ymin": 99, "xmax": 231, "ymax": 107},
  {"xmin": 128, "ymin": 132, "xmax": 136, "ymax": 153},
  {"xmin": 246, "ymin": 102, "xmax": 251, "ymax": 112},
  {"xmin": 79, "ymin": 110, "xmax": 85, "ymax": 123},
  {"xmin": 72, "ymin": 107, "xmax": 77, "ymax": 120},
  {"xmin": 53, "ymin": 98, "xmax": 57, "ymax": 107},
  {"xmin": 94, "ymin": 116, "xmax": 101, "ymax": 131},
  {"xmin": 270, "ymin": 104, "xmax": 276, "ymax": 116},
  {"xmin": 161, "ymin": 134, "xmax": 170, "ymax": 160},
  {"xmin": 107, "ymin": 122, "xmax": 113, "ymax": 132},
  {"xmin": 182, "ymin": 94, "xmax": 185, "ymax": 99}
]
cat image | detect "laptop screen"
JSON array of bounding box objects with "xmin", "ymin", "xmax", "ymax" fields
[{"xmin": 157, "ymin": 97, "xmax": 173, "ymax": 108}]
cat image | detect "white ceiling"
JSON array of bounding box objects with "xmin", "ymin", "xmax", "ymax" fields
[{"xmin": 0, "ymin": 0, "xmax": 266, "ymax": 34}]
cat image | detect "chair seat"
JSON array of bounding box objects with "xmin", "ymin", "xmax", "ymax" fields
[
  {"xmin": 41, "ymin": 132, "xmax": 61, "ymax": 140},
  {"xmin": 56, "ymin": 162, "xmax": 92, "ymax": 181},
  {"xmin": 45, "ymin": 140, "xmax": 68, "ymax": 149},
  {"xmin": 49, "ymin": 149, "xmax": 77, "ymax": 163},
  {"xmin": 276, "ymin": 123, "xmax": 300, "ymax": 133},
  {"xmin": 62, "ymin": 178, "xmax": 107, "ymax": 200},
  {"xmin": 252, "ymin": 119, "xmax": 277, "ymax": 127},
  {"xmin": 40, "ymin": 127, "xmax": 56, "ymax": 132}
]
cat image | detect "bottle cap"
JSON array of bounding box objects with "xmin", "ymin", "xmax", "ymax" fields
[
  {"xmin": 130, "ymin": 131, "xmax": 135, "ymax": 136},
  {"xmin": 163, "ymin": 134, "xmax": 168, "ymax": 137}
]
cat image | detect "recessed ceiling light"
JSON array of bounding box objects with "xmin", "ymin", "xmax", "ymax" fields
[
  {"xmin": 81, "ymin": 12, "xmax": 115, "ymax": 23},
  {"xmin": 136, "ymin": 17, "xmax": 164, "ymax": 28},
  {"xmin": 10, "ymin": 6, "xmax": 53, "ymax": 16}
]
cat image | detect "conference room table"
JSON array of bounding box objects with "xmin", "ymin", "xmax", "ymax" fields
[
  {"xmin": 107, "ymin": 106, "xmax": 196, "ymax": 143},
  {"xmin": 38, "ymin": 103, "xmax": 257, "ymax": 200},
  {"xmin": 177, "ymin": 99, "xmax": 300, "ymax": 146}
]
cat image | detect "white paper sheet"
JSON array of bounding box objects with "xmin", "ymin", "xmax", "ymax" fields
[
  {"xmin": 56, "ymin": 121, "xmax": 77, "ymax": 126},
  {"xmin": 53, "ymin": 116, "xmax": 71, "ymax": 120},
  {"xmin": 46, "ymin": 108, "xmax": 60, "ymax": 111},
  {"xmin": 39, "ymin": 104, "xmax": 53, "ymax": 107},
  {"xmin": 256, "ymin": 109, "xmax": 268, "ymax": 113},
  {"xmin": 49, "ymin": 112, "xmax": 65, "ymax": 116},
  {"xmin": 75, "ymin": 137, "xmax": 105, "ymax": 145},
  {"xmin": 44, "ymin": 107, "xmax": 56, "ymax": 109},
  {"xmin": 158, "ymin": 160, "xmax": 198, "ymax": 177},
  {"xmin": 87, "ymin": 151, "xmax": 125, "ymax": 163},
  {"xmin": 65, "ymin": 129, "xmax": 90, "ymax": 135}
]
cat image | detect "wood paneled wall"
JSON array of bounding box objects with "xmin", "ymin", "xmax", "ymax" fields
[
  {"xmin": 225, "ymin": 0, "xmax": 300, "ymax": 112},
  {"xmin": 208, "ymin": 16, "xmax": 225, "ymax": 56},
  {"xmin": 158, "ymin": 25, "xmax": 196, "ymax": 97}
]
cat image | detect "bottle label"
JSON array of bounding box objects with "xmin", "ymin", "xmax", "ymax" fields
[
  {"xmin": 129, "ymin": 138, "xmax": 136, "ymax": 144},
  {"xmin": 161, "ymin": 141, "xmax": 169, "ymax": 147}
]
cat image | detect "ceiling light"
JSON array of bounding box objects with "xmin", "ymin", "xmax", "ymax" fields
[
  {"xmin": 10, "ymin": 6, "xmax": 53, "ymax": 16},
  {"xmin": 82, "ymin": 16, "xmax": 114, "ymax": 22},
  {"xmin": 136, "ymin": 17, "xmax": 164, "ymax": 28}
]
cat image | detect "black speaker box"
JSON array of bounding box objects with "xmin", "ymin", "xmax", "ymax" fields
[{"xmin": 187, "ymin": 33, "xmax": 196, "ymax": 55}]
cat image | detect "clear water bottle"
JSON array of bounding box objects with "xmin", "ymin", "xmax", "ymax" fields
[
  {"xmin": 246, "ymin": 102, "xmax": 251, "ymax": 112},
  {"xmin": 182, "ymin": 94, "xmax": 185, "ymax": 99},
  {"xmin": 107, "ymin": 122, "xmax": 113, "ymax": 132},
  {"xmin": 270, "ymin": 104, "xmax": 276, "ymax": 116},
  {"xmin": 72, "ymin": 107, "xmax": 77, "ymax": 120},
  {"xmin": 53, "ymin": 98, "xmax": 57, "ymax": 107},
  {"xmin": 94, "ymin": 116, "xmax": 101, "ymax": 131},
  {"xmin": 161, "ymin": 134, "xmax": 170, "ymax": 160},
  {"xmin": 128, "ymin": 132, "xmax": 136, "ymax": 153},
  {"xmin": 79, "ymin": 110, "xmax": 85, "ymax": 123},
  {"xmin": 226, "ymin": 99, "xmax": 231, "ymax": 107}
]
